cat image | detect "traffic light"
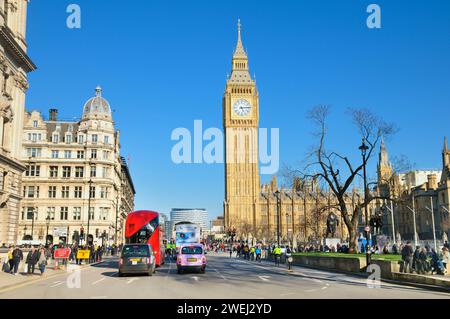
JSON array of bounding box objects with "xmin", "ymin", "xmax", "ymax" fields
[{"xmin": 80, "ymin": 227, "xmax": 84, "ymax": 239}]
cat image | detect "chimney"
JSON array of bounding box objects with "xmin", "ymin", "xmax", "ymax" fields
[
  {"xmin": 49, "ymin": 109, "xmax": 58, "ymax": 121},
  {"xmin": 427, "ymin": 174, "xmax": 437, "ymax": 190}
]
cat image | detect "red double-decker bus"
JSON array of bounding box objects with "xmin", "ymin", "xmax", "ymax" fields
[{"xmin": 125, "ymin": 210, "xmax": 165, "ymax": 267}]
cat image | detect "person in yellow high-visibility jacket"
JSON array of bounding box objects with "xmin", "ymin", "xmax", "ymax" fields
[{"xmin": 273, "ymin": 246, "xmax": 282, "ymax": 266}]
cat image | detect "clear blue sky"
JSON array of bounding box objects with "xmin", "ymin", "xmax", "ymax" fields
[{"xmin": 26, "ymin": 1, "xmax": 450, "ymax": 222}]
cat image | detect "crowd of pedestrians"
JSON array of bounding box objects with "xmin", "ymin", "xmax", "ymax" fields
[
  {"xmin": 2, "ymin": 242, "xmax": 124, "ymax": 277},
  {"xmin": 400, "ymin": 241, "xmax": 449, "ymax": 275}
]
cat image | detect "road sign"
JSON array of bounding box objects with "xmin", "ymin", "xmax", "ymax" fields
[
  {"xmin": 53, "ymin": 227, "xmax": 67, "ymax": 237},
  {"xmin": 54, "ymin": 248, "xmax": 71, "ymax": 259},
  {"xmin": 76, "ymin": 249, "xmax": 90, "ymax": 260}
]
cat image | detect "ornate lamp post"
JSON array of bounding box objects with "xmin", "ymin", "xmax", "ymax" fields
[
  {"xmin": 45, "ymin": 213, "xmax": 51, "ymax": 246},
  {"xmin": 359, "ymin": 138, "xmax": 371, "ymax": 266},
  {"xmin": 274, "ymin": 190, "xmax": 281, "ymax": 247}
]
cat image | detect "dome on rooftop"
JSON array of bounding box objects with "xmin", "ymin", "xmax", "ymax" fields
[{"xmin": 82, "ymin": 86, "xmax": 112, "ymax": 120}]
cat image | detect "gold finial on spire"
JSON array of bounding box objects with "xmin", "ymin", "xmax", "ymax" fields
[
  {"xmin": 238, "ymin": 18, "xmax": 241, "ymax": 38},
  {"xmin": 233, "ymin": 18, "xmax": 246, "ymax": 57}
]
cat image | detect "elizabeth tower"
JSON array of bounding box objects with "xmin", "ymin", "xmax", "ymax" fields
[{"xmin": 223, "ymin": 20, "xmax": 260, "ymax": 237}]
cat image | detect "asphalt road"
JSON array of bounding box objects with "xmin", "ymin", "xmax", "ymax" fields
[{"xmin": 0, "ymin": 253, "xmax": 448, "ymax": 299}]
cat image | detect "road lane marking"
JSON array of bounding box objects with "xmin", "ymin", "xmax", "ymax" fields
[
  {"xmin": 92, "ymin": 278, "xmax": 106, "ymax": 285},
  {"xmin": 258, "ymin": 276, "xmax": 270, "ymax": 281},
  {"xmin": 212, "ymin": 268, "xmax": 227, "ymax": 281},
  {"xmin": 191, "ymin": 276, "xmax": 199, "ymax": 281},
  {"xmin": 50, "ymin": 281, "xmax": 64, "ymax": 288},
  {"xmin": 126, "ymin": 278, "xmax": 139, "ymax": 284}
]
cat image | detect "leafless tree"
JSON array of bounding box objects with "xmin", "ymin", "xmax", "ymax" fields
[{"xmin": 287, "ymin": 105, "xmax": 396, "ymax": 252}]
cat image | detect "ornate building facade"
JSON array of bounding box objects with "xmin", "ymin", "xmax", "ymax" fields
[
  {"xmin": 376, "ymin": 138, "xmax": 450, "ymax": 241},
  {"xmin": 0, "ymin": 0, "xmax": 36, "ymax": 245},
  {"xmin": 223, "ymin": 21, "xmax": 354, "ymax": 243},
  {"xmin": 19, "ymin": 87, "xmax": 135, "ymax": 245}
]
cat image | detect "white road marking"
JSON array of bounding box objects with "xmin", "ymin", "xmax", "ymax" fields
[
  {"xmin": 50, "ymin": 281, "xmax": 64, "ymax": 288},
  {"xmin": 212, "ymin": 268, "xmax": 227, "ymax": 280},
  {"xmin": 126, "ymin": 278, "xmax": 139, "ymax": 284},
  {"xmin": 258, "ymin": 276, "xmax": 271, "ymax": 281},
  {"xmin": 92, "ymin": 278, "xmax": 106, "ymax": 285},
  {"xmin": 191, "ymin": 276, "xmax": 199, "ymax": 281}
]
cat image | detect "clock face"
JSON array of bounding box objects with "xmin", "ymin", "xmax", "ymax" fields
[{"xmin": 233, "ymin": 99, "xmax": 252, "ymax": 116}]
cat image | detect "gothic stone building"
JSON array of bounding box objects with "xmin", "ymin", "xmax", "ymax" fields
[{"xmin": 376, "ymin": 138, "xmax": 450, "ymax": 241}]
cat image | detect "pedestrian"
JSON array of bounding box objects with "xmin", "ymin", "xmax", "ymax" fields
[
  {"xmin": 412, "ymin": 246, "xmax": 421, "ymax": 273},
  {"xmin": 26, "ymin": 246, "xmax": 39, "ymax": 275},
  {"xmin": 255, "ymin": 246, "xmax": 261, "ymax": 262},
  {"xmin": 37, "ymin": 247, "xmax": 47, "ymax": 276},
  {"xmin": 286, "ymin": 246, "xmax": 293, "ymax": 271},
  {"xmin": 401, "ymin": 241, "xmax": 413, "ymax": 273},
  {"xmin": 11, "ymin": 246, "xmax": 23, "ymax": 275},
  {"xmin": 442, "ymin": 247, "xmax": 449, "ymax": 274},
  {"xmin": 273, "ymin": 246, "xmax": 281, "ymax": 266},
  {"xmin": 7, "ymin": 246, "xmax": 14, "ymax": 273}
]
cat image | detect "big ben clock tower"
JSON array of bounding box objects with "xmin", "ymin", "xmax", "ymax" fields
[{"xmin": 223, "ymin": 20, "xmax": 260, "ymax": 237}]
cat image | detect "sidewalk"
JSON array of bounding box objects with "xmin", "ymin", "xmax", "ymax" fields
[{"xmin": 0, "ymin": 258, "xmax": 108, "ymax": 293}]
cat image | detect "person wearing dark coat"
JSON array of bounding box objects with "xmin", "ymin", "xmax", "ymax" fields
[{"xmin": 26, "ymin": 247, "xmax": 39, "ymax": 275}]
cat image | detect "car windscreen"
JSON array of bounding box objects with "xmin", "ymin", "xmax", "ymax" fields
[
  {"xmin": 122, "ymin": 245, "xmax": 150, "ymax": 257},
  {"xmin": 181, "ymin": 246, "xmax": 203, "ymax": 254}
]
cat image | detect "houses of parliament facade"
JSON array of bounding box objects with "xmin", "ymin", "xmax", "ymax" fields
[{"xmin": 223, "ymin": 21, "xmax": 450, "ymax": 244}]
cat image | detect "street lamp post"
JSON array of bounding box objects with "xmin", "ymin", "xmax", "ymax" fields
[
  {"xmin": 383, "ymin": 200, "xmax": 396, "ymax": 244},
  {"xmin": 30, "ymin": 208, "xmax": 36, "ymax": 240},
  {"xmin": 45, "ymin": 214, "xmax": 50, "ymax": 246},
  {"xmin": 87, "ymin": 176, "xmax": 92, "ymax": 245},
  {"xmin": 425, "ymin": 196, "xmax": 437, "ymax": 252},
  {"xmin": 406, "ymin": 196, "xmax": 418, "ymax": 248},
  {"xmin": 359, "ymin": 138, "xmax": 371, "ymax": 266},
  {"xmin": 274, "ymin": 190, "xmax": 281, "ymax": 247}
]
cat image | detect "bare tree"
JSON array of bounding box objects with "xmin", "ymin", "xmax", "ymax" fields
[{"xmin": 288, "ymin": 105, "xmax": 396, "ymax": 252}]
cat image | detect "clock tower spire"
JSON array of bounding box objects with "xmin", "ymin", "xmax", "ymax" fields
[{"xmin": 223, "ymin": 20, "xmax": 260, "ymax": 239}]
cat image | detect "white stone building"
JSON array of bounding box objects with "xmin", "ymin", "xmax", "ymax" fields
[
  {"xmin": 19, "ymin": 87, "xmax": 135, "ymax": 246},
  {"xmin": 0, "ymin": 1, "xmax": 36, "ymax": 245}
]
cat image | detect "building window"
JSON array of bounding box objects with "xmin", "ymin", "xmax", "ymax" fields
[
  {"xmin": 89, "ymin": 186, "xmax": 96, "ymax": 198},
  {"xmin": 60, "ymin": 207, "xmax": 68, "ymax": 220},
  {"xmin": 25, "ymin": 165, "xmax": 40, "ymax": 177},
  {"xmin": 62, "ymin": 166, "xmax": 71, "ymax": 178},
  {"xmin": 29, "ymin": 133, "xmax": 39, "ymax": 142},
  {"xmin": 78, "ymin": 134, "xmax": 84, "ymax": 144},
  {"xmin": 89, "ymin": 207, "xmax": 95, "ymax": 220},
  {"xmin": 92, "ymin": 134, "xmax": 98, "ymax": 144},
  {"xmin": 25, "ymin": 186, "xmax": 39, "ymax": 198},
  {"xmin": 48, "ymin": 186, "xmax": 56, "ymax": 198},
  {"xmin": 77, "ymin": 150, "xmax": 85, "ymax": 159},
  {"xmin": 27, "ymin": 148, "xmax": 42, "ymax": 158},
  {"xmin": 33, "ymin": 120, "xmax": 38, "ymax": 128},
  {"xmin": 74, "ymin": 186, "xmax": 82, "ymax": 198},
  {"xmin": 102, "ymin": 167, "xmax": 110, "ymax": 179},
  {"xmin": 104, "ymin": 135, "xmax": 109, "ymax": 145},
  {"xmin": 102, "ymin": 150, "xmax": 109, "ymax": 160},
  {"xmin": 26, "ymin": 207, "xmax": 35, "ymax": 220},
  {"xmin": 64, "ymin": 150, "xmax": 72, "ymax": 159},
  {"xmin": 100, "ymin": 186, "xmax": 109, "ymax": 199},
  {"xmin": 90, "ymin": 165, "xmax": 96, "ymax": 177},
  {"xmin": 61, "ymin": 186, "xmax": 69, "ymax": 198},
  {"xmin": 100, "ymin": 207, "xmax": 109, "ymax": 221},
  {"xmin": 52, "ymin": 134, "xmax": 59, "ymax": 143},
  {"xmin": 75, "ymin": 166, "xmax": 84, "ymax": 178},
  {"xmin": 47, "ymin": 207, "xmax": 55, "ymax": 220},
  {"xmin": 91, "ymin": 149, "xmax": 97, "ymax": 159},
  {"xmin": 66, "ymin": 134, "xmax": 72, "ymax": 144},
  {"xmin": 73, "ymin": 207, "xmax": 81, "ymax": 221},
  {"xmin": 51, "ymin": 150, "xmax": 59, "ymax": 159},
  {"xmin": 49, "ymin": 166, "xmax": 58, "ymax": 178}
]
